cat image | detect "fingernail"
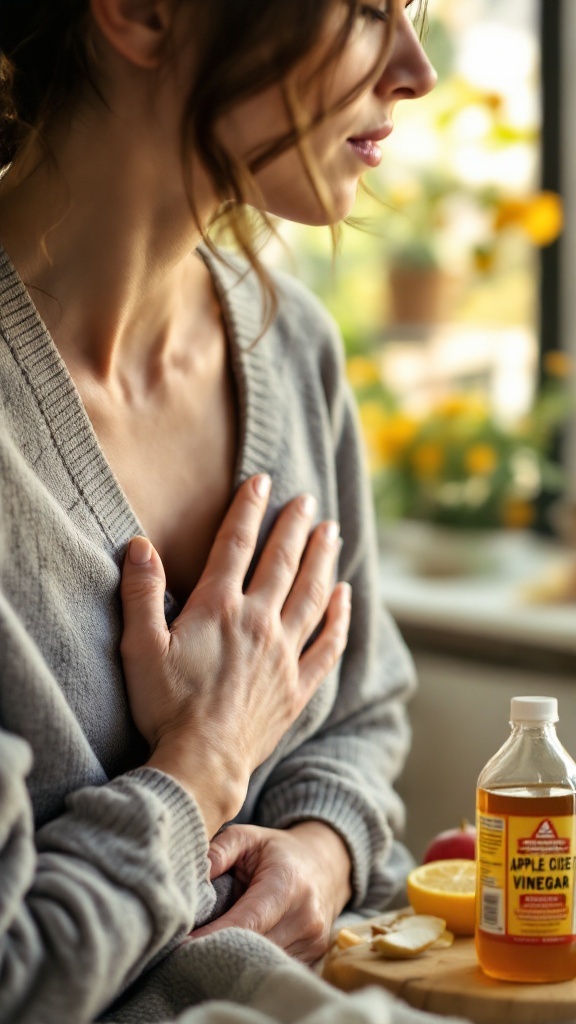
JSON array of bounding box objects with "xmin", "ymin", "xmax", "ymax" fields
[
  {"xmin": 254, "ymin": 474, "xmax": 271, "ymax": 499},
  {"xmin": 299, "ymin": 494, "xmax": 317, "ymax": 518},
  {"xmin": 324, "ymin": 521, "xmax": 340, "ymax": 545},
  {"xmin": 340, "ymin": 582, "xmax": 352, "ymax": 607},
  {"xmin": 129, "ymin": 537, "xmax": 152, "ymax": 565}
]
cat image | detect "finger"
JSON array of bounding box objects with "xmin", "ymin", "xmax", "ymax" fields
[
  {"xmin": 297, "ymin": 582, "xmax": 351, "ymax": 695},
  {"xmin": 192, "ymin": 882, "xmax": 285, "ymax": 941},
  {"xmin": 245, "ymin": 493, "xmax": 317, "ymax": 607},
  {"xmin": 120, "ymin": 537, "xmax": 170, "ymax": 662},
  {"xmin": 195, "ymin": 475, "xmax": 271, "ymax": 594},
  {"xmin": 208, "ymin": 826, "xmax": 260, "ymax": 880},
  {"xmin": 281, "ymin": 520, "xmax": 341, "ymax": 648}
]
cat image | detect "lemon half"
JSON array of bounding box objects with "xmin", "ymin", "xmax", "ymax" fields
[{"xmin": 407, "ymin": 859, "xmax": 476, "ymax": 936}]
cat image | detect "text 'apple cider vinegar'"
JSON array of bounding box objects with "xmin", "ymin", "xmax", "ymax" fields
[{"xmin": 476, "ymin": 696, "xmax": 576, "ymax": 982}]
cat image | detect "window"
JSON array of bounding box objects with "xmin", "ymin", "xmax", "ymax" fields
[
  {"xmin": 558, "ymin": 0, "xmax": 576, "ymax": 497},
  {"xmin": 265, "ymin": 0, "xmax": 570, "ymax": 538},
  {"xmin": 271, "ymin": 0, "xmax": 544, "ymax": 414}
]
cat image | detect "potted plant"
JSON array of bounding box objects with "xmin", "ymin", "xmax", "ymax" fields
[
  {"xmin": 373, "ymin": 67, "xmax": 563, "ymax": 327},
  {"xmin": 347, "ymin": 351, "xmax": 572, "ymax": 575}
]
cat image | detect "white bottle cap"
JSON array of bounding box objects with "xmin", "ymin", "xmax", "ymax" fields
[{"xmin": 511, "ymin": 696, "xmax": 559, "ymax": 723}]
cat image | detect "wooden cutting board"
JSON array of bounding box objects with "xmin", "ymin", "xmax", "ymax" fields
[{"xmin": 323, "ymin": 934, "xmax": 576, "ymax": 1024}]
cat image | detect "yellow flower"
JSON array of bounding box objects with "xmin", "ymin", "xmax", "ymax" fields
[
  {"xmin": 494, "ymin": 192, "xmax": 563, "ymax": 247},
  {"xmin": 465, "ymin": 443, "xmax": 498, "ymax": 476},
  {"xmin": 346, "ymin": 356, "xmax": 382, "ymax": 390},
  {"xmin": 522, "ymin": 192, "xmax": 563, "ymax": 246},
  {"xmin": 481, "ymin": 91, "xmax": 505, "ymax": 114},
  {"xmin": 543, "ymin": 350, "xmax": 572, "ymax": 378},
  {"xmin": 359, "ymin": 404, "xmax": 419, "ymax": 468},
  {"xmin": 377, "ymin": 413, "xmax": 419, "ymax": 464},
  {"xmin": 501, "ymin": 498, "xmax": 536, "ymax": 529},
  {"xmin": 434, "ymin": 394, "xmax": 488, "ymax": 420},
  {"xmin": 412, "ymin": 443, "xmax": 444, "ymax": 479}
]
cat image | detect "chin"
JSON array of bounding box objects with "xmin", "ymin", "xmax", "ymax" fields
[{"xmin": 267, "ymin": 179, "xmax": 361, "ymax": 228}]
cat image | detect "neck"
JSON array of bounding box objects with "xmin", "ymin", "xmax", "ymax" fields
[{"xmin": 0, "ymin": 110, "xmax": 218, "ymax": 383}]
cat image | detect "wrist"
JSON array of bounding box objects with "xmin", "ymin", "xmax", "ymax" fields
[
  {"xmin": 289, "ymin": 820, "xmax": 353, "ymax": 914},
  {"xmin": 146, "ymin": 734, "xmax": 248, "ymax": 838}
]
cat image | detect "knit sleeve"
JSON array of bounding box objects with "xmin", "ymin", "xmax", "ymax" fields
[
  {"xmin": 0, "ymin": 718, "xmax": 436, "ymax": 1024},
  {"xmin": 253, "ymin": 314, "xmax": 417, "ymax": 911},
  {"xmin": 0, "ymin": 599, "xmax": 215, "ymax": 1024}
]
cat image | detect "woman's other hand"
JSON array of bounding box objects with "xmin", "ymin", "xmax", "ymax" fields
[
  {"xmin": 119, "ymin": 475, "xmax": 351, "ymax": 838},
  {"xmin": 191, "ymin": 822, "xmax": 352, "ymax": 964}
]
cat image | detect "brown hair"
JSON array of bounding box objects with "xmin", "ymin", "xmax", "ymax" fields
[{"xmin": 0, "ymin": 0, "xmax": 410, "ymax": 316}]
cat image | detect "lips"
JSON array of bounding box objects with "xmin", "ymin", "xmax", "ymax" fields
[
  {"xmin": 348, "ymin": 123, "xmax": 393, "ymax": 145},
  {"xmin": 346, "ymin": 123, "xmax": 393, "ymax": 168},
  {"xmin": 344, "ymin": 123, "xmax": 389, "ymax": 167}
]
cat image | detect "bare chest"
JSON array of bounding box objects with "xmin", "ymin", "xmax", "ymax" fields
[{"xmin": 81, "ymin": 362, "xmax": 237, "ymax": 607}]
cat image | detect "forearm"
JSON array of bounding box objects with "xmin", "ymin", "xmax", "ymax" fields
[{"xmin": 0, "ymin": 728, "xmax": 213, "ymax": 1024}]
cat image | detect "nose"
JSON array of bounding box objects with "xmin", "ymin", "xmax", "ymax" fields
[{"xmin": 376, "ymin": 12, "xmax": 437, "ymax": 101}]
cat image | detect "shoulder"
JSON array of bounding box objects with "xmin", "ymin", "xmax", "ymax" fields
[
  {"xmin": 271, "ymin": 265, "xmax": 340, "ymax": 345},
  {"xmin": 205, "ymin": 246, "xmax": 346, "ymax": 385}
]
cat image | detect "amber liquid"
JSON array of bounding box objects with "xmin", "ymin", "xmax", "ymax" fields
[{"xmin": 476, "ymin": 786, "xmax": 576, "ymax": 983}]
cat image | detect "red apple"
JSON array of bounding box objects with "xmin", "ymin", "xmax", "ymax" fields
[{"xmin": 422, "ymin": 819, "xmax": 476, "ymax": 864}]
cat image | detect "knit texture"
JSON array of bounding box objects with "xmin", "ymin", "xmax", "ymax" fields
[{"xmin": 0, "ymin": 245, "xmax": 418, "ymax": 1023}]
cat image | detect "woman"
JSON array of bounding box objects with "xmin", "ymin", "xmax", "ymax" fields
[{"xmin": 0, "ymin": 1, "xmax": 438, "ymax": 1022}]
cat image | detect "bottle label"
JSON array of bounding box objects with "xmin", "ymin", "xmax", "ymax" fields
[{"xmin": 477, "ymin": 812, "xmax": 576, "ymax": 943}]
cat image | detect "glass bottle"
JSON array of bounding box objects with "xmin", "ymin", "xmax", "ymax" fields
[{"xmin": 476, "ymin": 695, "xmax": 576, "ymax": 982}]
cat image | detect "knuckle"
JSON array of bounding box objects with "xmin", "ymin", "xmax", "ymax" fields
[
  {"xmin": 217, "ymin": 588, "xmax": 242, "ymax": 626},
  {"xmin": 321, "ymin": 642, "xmax": 340, "ymax": 674},
  {"xmin": 333, "ymin": 611, "xmax": 351, "ymax": 649},
  {"xmin": 273, "ymin": 541, "xmax": 300, "ymax": 579},
  {"xmin": 218, "ymin": 524, "xmax": 254, "ymax": 558},
  {"xmin": 312, "ymin": 645, "xmax": 340, "ymax": 684},
  {"xmin": 245, "ymin": 604, "xmax": 276, "ymax": 646},
  {"xmin": 121, "ymin": 575, "xmax": 161, "ymax": 604},
  {"xmin": 120, "ymin": 627, "xmax": 164, "ymax": 664},
  {"xmin": 307, "ymin": 901, "xmax": 327, "ymax": 942},
  {"xmin": 207, "ymin": 845, "xmax": 226, "ymax": 874},
  {"xmin": 301, "ymin": 575, "xmax": 327, "ymax": 614}
]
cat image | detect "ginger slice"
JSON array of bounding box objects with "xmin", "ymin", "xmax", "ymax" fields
[
  {"xmin": 432, "ymin": 929, "xmax": 454, "ymax": 950},
  {"xmin": 335, "ymin": 908, "xmax": 413, "ymax": 950},
  {"xmin": 371, "ymin": 915, "xmax": 447, "ymax": 959},
  {"xmin": 336, "ymin": 928, "xmax": 368, "ymax": 950},
  {"xmin": 371, "ymin": 910, "xmax": 415, "ymax": 936}
]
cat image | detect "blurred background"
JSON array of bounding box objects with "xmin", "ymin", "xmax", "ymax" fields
[{"xmin": 266, "ymin": 0, "xmax": 576, "ymax": 858}]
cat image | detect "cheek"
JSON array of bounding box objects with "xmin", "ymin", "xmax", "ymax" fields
[
  {"xmin": 254, "ymin": 142, "xmax": 362, "ymax": 227},
  {"xmin": 219, "ymin": 87, "xmax": 291, "ymax": 168},
  {"xmin": 254, "ymin": 150, "xmax": 324, "ymax": 221},
  {"xmin": 310, "ymin": 27, "xmax": 386, "ymax": 112}
]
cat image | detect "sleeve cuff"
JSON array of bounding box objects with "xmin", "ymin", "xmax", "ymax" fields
[{"xmin": 254, "ymin": 779, "xmax": 391, "ymax": 908}]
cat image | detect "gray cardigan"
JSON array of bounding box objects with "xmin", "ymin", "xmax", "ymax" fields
[{"xmin": 0, "ymin": 245, "xmax": 422, "ymax": 1024}]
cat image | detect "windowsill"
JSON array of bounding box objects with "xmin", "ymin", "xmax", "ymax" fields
[{"xmin": 379, "ymin": 527, "xmax": 576, "ymax": 672}]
